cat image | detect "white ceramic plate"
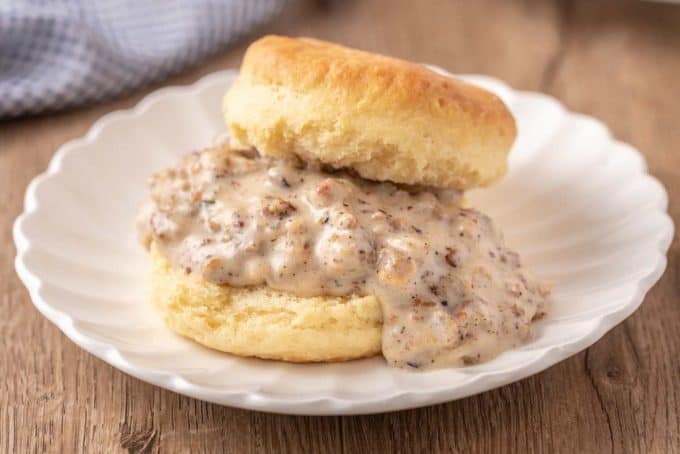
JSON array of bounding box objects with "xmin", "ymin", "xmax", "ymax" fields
[{"xmin": 14, "ymin": 69, "xmax": 673, "ymax": 415}]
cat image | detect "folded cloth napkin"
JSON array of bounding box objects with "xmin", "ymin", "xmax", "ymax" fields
[{"xmin": 0, "ymin": 0, "xmax": 284, "ymax": 118}]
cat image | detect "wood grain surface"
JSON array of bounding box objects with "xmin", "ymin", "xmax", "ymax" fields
[{"xmin": 2, "ymin": 0, "xmax": 679, "ymax": 452}]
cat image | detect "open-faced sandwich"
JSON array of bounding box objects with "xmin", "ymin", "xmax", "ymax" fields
[{"xmin": 137, "ymin": 36, "xmax": 549, "ymax": 370}]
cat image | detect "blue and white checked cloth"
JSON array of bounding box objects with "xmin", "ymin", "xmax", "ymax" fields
[{"xmin": 0, "ymin": 0, "xmax": 284, "ymax": 118}]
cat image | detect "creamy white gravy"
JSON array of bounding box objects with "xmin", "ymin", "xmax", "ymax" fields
[{"xmin": 139, "ymin": 145, "xmax": 549, "ymax": 369}]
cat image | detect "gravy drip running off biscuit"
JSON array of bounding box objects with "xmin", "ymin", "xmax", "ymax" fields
[{"xmin": 139, "ymin": 145, "xmax": 549, "ymax": 369}]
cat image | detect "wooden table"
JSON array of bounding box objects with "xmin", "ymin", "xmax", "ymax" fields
[{"xmin": 3, "ymin": 0, "xmax": 679, "ymax": 452}]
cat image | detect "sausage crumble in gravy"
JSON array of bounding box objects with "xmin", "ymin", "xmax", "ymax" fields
[{"xmin": 139, "ymin": 146, "xmax": 549, "ymax": 369}]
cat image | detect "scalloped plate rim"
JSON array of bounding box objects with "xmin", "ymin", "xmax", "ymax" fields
[{"xmin": 13, "ymin": 68, "xmax": 674, "ymax": 415}]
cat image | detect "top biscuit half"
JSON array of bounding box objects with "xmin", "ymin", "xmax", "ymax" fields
[{"xmin": 223, "ymin": 35, "xmax": 516, "ymax": 190}]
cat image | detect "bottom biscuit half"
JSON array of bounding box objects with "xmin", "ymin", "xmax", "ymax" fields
[{"xmin": 148, "ymin": 245, "xmax": 383, "ymax": 362}]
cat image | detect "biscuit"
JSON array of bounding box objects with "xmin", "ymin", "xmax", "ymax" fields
[
  {"xmin": 223, "ymin": 35, "xmax": 516, "ymax": 190},
  {"xmin": 149, "ymin": 245, "xmax": 383, "ymax": 362}
]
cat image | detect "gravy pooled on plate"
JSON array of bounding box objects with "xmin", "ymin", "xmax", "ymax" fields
[{"xmin": 139, "ymin": 145, "xmax": 549, "ymax": 369}]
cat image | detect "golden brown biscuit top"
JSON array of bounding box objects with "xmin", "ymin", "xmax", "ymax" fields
[{"xmin": 225, "ymin": 35, "xmax": 517, "ymax": 189}]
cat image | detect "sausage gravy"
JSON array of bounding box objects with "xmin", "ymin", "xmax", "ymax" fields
[{"xmin": 138, "ymin": 145, "xmax": 549, "ymax": 369}]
